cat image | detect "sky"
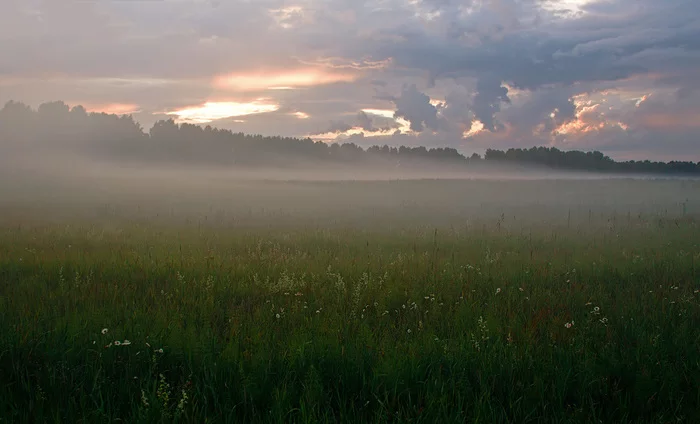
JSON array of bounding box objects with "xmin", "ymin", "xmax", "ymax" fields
[{"xmin": 1, "ymin": 0, "xmax": 699, "ymax": 161}]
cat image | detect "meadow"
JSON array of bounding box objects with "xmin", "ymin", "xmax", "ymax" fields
[{"xmin": 1, "ymin": 177, "xmax": 699, "ymax": 423}]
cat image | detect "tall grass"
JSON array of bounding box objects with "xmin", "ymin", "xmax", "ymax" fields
[{"xmin": 1, "ymin": 179, "xmax": 699, "ymax": 422}]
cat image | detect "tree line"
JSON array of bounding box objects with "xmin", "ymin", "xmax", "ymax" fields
[{"xmin": 1, "ymin": 100, "xmax": 698, "ymax": 174}]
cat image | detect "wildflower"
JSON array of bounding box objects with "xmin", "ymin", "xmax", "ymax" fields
[
  {"xmin": 495, "ymin": 288, "xmax": 501, "ymax": 294},
  {"xmin": 276, "ymin": 313, "xmax": 281, "ymax": 319},
  {"xmin": 519, "ymin": 287, "xmax": 524, "ymax": 292},
  {"xmin": 176, "ymin": 388, "xmax": 189, "ymax": 416},
  {"xmin": 593, "ymin": 306, "xmax": 600, "ymax": 312},
  {"xmin": 101, "ymin": 328, "xmax": 109, "ymax": 335},
  {"xmin": 122, "ymin": 340, "xmax": 132, "ymax": 346},
  {"xmin": 407, "ymin": 329, "xmax": 412, "ymax": 334},
  {"xmin": 114, "ymin": 341, "xmax": 121, "ymax": 346},
  {"xmin": 141, "ymin": 390, "xmax": 150, "ymax": 408},
  {"xmin": 156, "ymin": 348, "xmax": 164, "ymax": 354},
  {"xmin": 564, "ymin": 322, "xmax": 572, "ymax": 329},
  {"xmin": 316, "ymin": 310, "xmax": 320, "ymax": 314}
]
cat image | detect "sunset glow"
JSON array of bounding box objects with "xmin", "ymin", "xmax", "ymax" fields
[
  {"xmin": 214, "ymin": 68, "xmax": 357, "ymax": 90},
  {"xmin": 82, "ymin": 103, "xmax": 141, "ymax": 115},
  {"xmin": 463, "ymin": 120, "xmax": 485, "ymax": 138},
  {"xmin": 166, "ymin": 100, "xmax": 280, "ymax": 124}
]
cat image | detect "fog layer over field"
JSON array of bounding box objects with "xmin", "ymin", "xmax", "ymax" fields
[{"xmin": 2, "ymin": 150, "xmax": 699, "ymax": 231}]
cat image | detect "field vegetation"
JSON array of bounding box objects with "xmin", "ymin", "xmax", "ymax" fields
[{"xmin": 1, "ymin": 178, "xmax": 699, "ymax": 423}]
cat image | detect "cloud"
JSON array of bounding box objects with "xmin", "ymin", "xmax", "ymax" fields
[
  {"xmin": 166, "ymin": 100, "xmax": 280, "ymax": 124},
  {"xmin": 213, "ymin": 68, "xmax": 357, "ymax": 91},
  {"xmin": 392, "ymin": 84, "xmax": 442, "ymax": 132},
  {"xmin": 1, "ymin": 0, "xmax": 699, "ymax": 160},
  {"xmin": 356, "ymin": 111, "xmax": 376, "ymax": 131}
]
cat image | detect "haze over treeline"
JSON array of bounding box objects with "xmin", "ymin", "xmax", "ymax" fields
[{"xmin": 1, "ymin": 100, "xmax": 699, "ymax": 175}]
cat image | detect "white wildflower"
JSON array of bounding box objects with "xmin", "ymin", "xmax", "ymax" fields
[{"xmin": 101, "ymin": 328, "xmax": 108, "ymax": 335}]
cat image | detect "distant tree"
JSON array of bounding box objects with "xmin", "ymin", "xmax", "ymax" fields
[{"xmin": 1, "ymin": 99, "xmax": 698, "ymax": 175}]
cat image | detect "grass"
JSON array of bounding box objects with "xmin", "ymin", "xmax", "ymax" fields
[{"xmin": 0, "ymin": 179, "xmax": 699, "ymax": 423}]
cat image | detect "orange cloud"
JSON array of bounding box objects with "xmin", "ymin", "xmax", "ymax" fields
[
  {"xmin": 463, "ymin": 120, "xmax": 485, "ymax": 138},
  {"xmin": 213, "ymin": 68, "xmax": 357, "ymax": 90},
  {"xmin": 82, "ymin": 103, "xmax": 141, "ymax": 115},
  {"xmin": 165, "ymin": 100, "xmax": 279, "ymax": 124}
]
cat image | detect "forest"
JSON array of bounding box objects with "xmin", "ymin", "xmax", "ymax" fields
[{"xmin": 1, "ymin": 100, "xmax": 698, "ymax": 174}]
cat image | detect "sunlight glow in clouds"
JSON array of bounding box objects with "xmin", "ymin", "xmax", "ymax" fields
[
  {"xmin": 82, "ymin": 103, "xmax": 141, "ymax": 115},
  {"xmin": 214, "ymin": 68, "xmax": 357, "ymax": 91},
  {"xmin": 311, "ymin": 109, "xmax": 412, "ymax": 142},
  {"xmin": 463, "ymin": 120, "xmax": 485, "ymax": 138},
  {"xmin": 540, "ymin": 0, "xmax": 596, "ymax": 18},
  {"xmin": 166, "ymin": 100, "xmax": 280, "ymax": 124},
  {"xmin": 269, "ymin": 6, "xmax": 305, "ymax": 29}
]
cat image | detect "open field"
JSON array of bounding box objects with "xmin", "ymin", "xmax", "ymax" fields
[{"xmin": 1, "ymin": 178, "xmax": 700, "ymax": 423}]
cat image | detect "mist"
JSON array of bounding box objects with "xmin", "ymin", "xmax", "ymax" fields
[{"xmin": 1, "ymin": 100, "xmax": 699, "ymax": 231}]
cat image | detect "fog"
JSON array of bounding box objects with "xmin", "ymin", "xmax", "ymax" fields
[
  {"xmin": 1, "ymin": 101, "xmax": 699, "ymax": 230},
  {"xmin": 1, "ymin": 150, "xmax": 698, "ymax": 231}
]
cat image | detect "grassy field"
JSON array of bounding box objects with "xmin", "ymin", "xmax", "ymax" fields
[{"xmin": 1, "ymin": 178, "xmax": 699, "ymax": 423}]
